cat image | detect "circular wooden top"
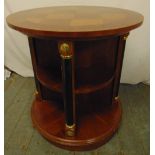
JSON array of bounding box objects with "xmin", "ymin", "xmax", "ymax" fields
[{"xmin": 6, "ymin": 6, "xmax": 143, "ymax": 38}]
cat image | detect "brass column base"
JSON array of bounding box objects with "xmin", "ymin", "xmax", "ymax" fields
[{"xmin": 65, "ymin": 124, "xmax": 76, "ymax": 137}]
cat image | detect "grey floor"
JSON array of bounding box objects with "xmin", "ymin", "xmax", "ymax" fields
[{"xmin": 4, "ymin": 73, "xmax": 150, "ymax": 155}]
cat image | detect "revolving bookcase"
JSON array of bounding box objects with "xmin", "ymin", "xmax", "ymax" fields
[{"xmin": 6, "ymin": 6, "xmax": 143, "ymax": 150}]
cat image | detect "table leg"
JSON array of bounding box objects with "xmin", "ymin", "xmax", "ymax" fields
[{"xmin": 59, "ymin": 42, "xmax": 76, "ymax": 137}]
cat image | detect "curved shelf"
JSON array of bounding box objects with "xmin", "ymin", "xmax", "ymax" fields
[
  {"xmin": 36, "ymin": 67, "xmax": 114, "ymax": 95},
  {"xmin": 75, "ymin": 77, "xmax": 114, "ymax": 94},
  {"xmin": 36, "ymin": 67, "xmax": 62, "ymax": 93}
]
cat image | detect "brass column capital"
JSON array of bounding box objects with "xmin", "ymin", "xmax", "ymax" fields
[
  {"xmin": 59, "ymin": 42, "xmax": 72, "ymax": 59},
  {"xmin": 115, "ymin": 96, "xmax": 119, "ymax": 101},
  {"xmin": 123, "ymin": 33, "xmax": 129, "ymax": 40}
]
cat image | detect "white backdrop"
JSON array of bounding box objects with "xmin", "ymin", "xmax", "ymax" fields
[{"xmin": 4, "ymin": 0, "xmax": 149, "ymax": 84}]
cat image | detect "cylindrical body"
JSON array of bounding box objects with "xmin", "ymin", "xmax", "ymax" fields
[{"xmin": 28, "ymin": 35, "xmax": 126, "ymax": 115}]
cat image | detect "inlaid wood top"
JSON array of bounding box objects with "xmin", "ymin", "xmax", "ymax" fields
[{"xmin": 6, "ymin": 6, "xmax": 143, "ymax": 38}]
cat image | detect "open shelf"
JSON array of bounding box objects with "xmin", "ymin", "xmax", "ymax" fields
[
  {"xmin": 75, "ymin": 76, "xmax": 114, "ymax": 94},
  {"xmin": 36, "ymin": 67, "xmax": 62, "ymax": 93},
  {"xmin": 36, "ymin": 67, "xmax": 114, "ymax": 95}
]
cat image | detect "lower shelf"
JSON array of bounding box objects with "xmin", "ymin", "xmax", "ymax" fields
[
  {"xmin": 36, "ymin": 67, "xmax": 114, "ymax": 95},
  {"xmin": 31, "ymin": 98, "xmax": 122, "ymax": 151}
]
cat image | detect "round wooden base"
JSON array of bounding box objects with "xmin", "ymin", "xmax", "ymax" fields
[{"xmin": 31, "ymin": 98, "xmax": 122, "ymax": 151}]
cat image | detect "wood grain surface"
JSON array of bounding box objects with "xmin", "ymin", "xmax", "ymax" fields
[{"xmin": 6, "ymin": 6, "xmax": 143, "ymax": 38}]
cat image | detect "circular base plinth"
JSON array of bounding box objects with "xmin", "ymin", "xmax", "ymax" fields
[{"xmin": 31, "ymin": 99, "xmax": 122, "ymax": 151}]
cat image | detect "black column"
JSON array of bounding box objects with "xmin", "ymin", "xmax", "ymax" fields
[
  {"xmin": 59, "ymin": 42, "xmax": 76, "ymax": 137},
  {"xmin": 113, "ymin": 33, "xmax": 129, "ymax": 101}
]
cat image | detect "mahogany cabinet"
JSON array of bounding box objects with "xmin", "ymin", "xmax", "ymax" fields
[{"xmin": 6, "ymin": 6, "xmax": 143, "ymax": 150}]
